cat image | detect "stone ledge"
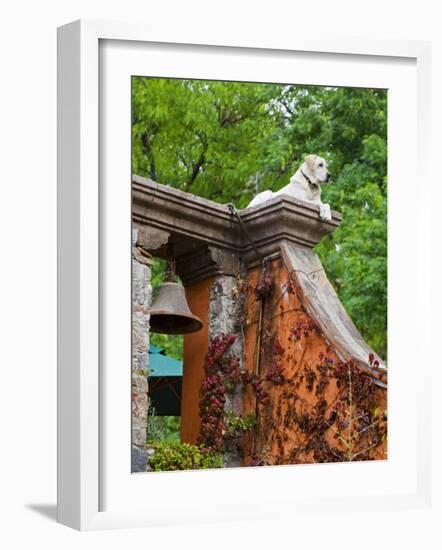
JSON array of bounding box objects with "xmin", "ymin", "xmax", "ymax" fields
[
  {"xmin": 132, "ymin": 176, "xmax": 239, "ymax": 253},
  {"xmin": 132, "ymin": 175, "xmax": 342, "ymax": 270}
]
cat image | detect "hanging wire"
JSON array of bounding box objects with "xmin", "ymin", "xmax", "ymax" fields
[{"xmin": 227, "ymin": 203, "xmax": 267, "ymax": 268}]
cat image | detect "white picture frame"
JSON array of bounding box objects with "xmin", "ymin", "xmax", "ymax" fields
[{"xmin": 57, "ymin": 19, "xmax": 433, "ymax": 531}]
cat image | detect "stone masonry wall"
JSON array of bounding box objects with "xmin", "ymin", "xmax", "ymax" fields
[
  {"xmin": 131, "ymin": 227, "xmax": 152, "ymax": 472},
  {"xmin": 209, "ymin": 272, "xmax": 246, "ymax": 466}
]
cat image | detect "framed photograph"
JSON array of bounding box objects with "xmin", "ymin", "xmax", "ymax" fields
[{"xmin": 57, "ymin": 19, "xmax": 432, "ymax": 530}]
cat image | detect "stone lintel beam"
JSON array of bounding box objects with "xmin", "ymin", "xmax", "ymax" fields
[
  {"xmin": 136, "ymin": 226, "xmax": 171, "ymax": 253},
  {"xmin": 132, "ymin": 175, "xmax": 342, "ymax": 268},
  {"xmin": 176, "ymin": 246, "xmax": 240, "ymax": 286}
]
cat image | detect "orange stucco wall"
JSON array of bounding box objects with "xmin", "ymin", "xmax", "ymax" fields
[
  {"xmin": 242, "ymin": 257, "xmax": 387, "ymax": 465},
  {"xmin": 179, "ymin": 257, "xmax": 387, "ymax": 464},
  {"xmin": 180, "ymin": 277, "xmax": 214, "ymax": 444}
]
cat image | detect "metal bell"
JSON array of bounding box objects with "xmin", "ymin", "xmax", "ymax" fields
[{"xmin": 149, "ymin": 281, "xmax": 203, "ymax": 335}]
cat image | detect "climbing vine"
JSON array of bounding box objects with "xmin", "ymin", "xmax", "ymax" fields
[
  {"xmin": 197, "ymin": 330, "xmax": 285, "ymax": 457},
  {"xmin": 198, "ymin": 334, "xmax": 241, "ymax": 452},
  {"xmin": 241, "ymin": 262, "xmax": 387, "ymax": 467},
  {"xmin": 195, "ymin": 261, "xmax": 387, "ymax": 469}
]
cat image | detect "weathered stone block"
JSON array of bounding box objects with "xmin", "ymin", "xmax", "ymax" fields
[
  {"xmin": 131, "ymin": 446, "xmax": 149, "ymax": 472},
  {"xmin": 132, "ymin": 373, "xmax": 149, "ymax": 393},
  {"xmin": 131, "ymin": 237, "xmax": 152, "ymax": 467}
]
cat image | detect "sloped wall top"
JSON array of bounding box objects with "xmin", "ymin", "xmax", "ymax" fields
[{"xmin": 281, "ymin": 242, "xmax": 387, "ymax": 385}]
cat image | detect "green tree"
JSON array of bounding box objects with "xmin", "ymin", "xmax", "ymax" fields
[
  {"xmin": 133, "ymin": 78, "xmax": 387, "ymax": 358},
  {"xmin": 132, "ymin": 78, "xmax": 280, "ymax": 205}
]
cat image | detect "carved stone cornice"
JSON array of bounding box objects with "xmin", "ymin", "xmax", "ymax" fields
[
  {"xmin": 236, "ymin": 194, "xmax": 341, "ymax": 266},
  {"xmin": 132, "ymin": 175, "xmax": 342, "ymax": 275},
  {"xmin": 132, "ymin": 176, "xmax": 239, "ymax": 253}
]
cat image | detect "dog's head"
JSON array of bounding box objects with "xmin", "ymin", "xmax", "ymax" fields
[{"xmin": 303, "ymin": 154, "xmax": 332, "ymax": 184}]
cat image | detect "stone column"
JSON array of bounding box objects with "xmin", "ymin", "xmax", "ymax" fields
[
  {"xmin": 131, "ymin": 227, "xmax": 152, "ymax": 472},
  {"xmin": 178, "ymin": 246, "xmax": 245, "ymax": 465},
  {"xmin": 208, "ymin": 271, "xmax": 246, "ymax": 466}
]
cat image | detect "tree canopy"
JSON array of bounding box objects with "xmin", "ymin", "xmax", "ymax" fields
[{"xmin": 133, "ymin": 77, "xmax": 387, "ymax": 358}]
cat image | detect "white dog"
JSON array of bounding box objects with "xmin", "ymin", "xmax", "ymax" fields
[{"xmin": 247, "ymin": 154, "xmax": 332, "ymax": 220}]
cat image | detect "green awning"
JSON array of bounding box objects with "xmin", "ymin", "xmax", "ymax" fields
[
  {"xmin": 148, "ymin": 345, "xmax": 183, "ymax": 416},
  {"xmin": 148, "ymin": 345, "xmax": 183, "ymax": 377}
]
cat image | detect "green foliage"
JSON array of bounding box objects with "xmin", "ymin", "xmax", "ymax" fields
[
  {"xmin": 146, "ymin": 406, "xmax": 181, "ymax": 443},
  {"xmin": 132, "ymin": 78, "xmax": 280, "ymax": 206},
  {"xmin": 148, "ymin": 441, "xmax": 224, "ymax": 471},
  {"xmin": 224, "ymin": 411, "xmax": 257, "ymax": 436},
  {"xmin": 133, "ymin": 78, "xmax": 387, "ymax": 358},
  {"xmin": 316, "ymin": 131, "xmax": 387, "ymax": 357}
]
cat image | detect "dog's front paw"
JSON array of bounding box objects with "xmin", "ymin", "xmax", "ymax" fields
[{"xmin": 319, "ymin": 203, "xmax": 332, "ymax": 221}]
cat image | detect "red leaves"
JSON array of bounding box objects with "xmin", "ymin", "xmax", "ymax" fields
[
  {"xmin": 205, "ymin": 334, "xmax": 237, "ymax": 374},
  {"xmin": 265, "ymin": 361, "xmax": 285, "ymax": 385},
  {"xmin": 291, "ymin": 318, "xmax": 320, "ymax": 341},
  {"xmin": 242, "ymin": 372, "xmax": 270, "ymax": 404},
  {"xmin": 198, "ymin": 334, "xmax": 240, "ymax": 451},
  {"xmin": 264, "ymin": 340, "xmax": 285, "ymax": 385},
  {"xmin": 198, "ymin": 333, "xmax": 286, "ymax": 452}
]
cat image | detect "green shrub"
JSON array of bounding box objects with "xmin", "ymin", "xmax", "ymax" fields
[
  {"xmin": 147, "ymin": 409, "xmax": 181, "ymax": 443},
  {"xmin": 224, "ymin": 411, "xmax": 257, "ymax": 437},
  {"xmin": 148, "ymin": 441, "xmax": 223, "ymax": 471}
]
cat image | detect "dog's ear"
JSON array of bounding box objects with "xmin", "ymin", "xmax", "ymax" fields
[{"xmin": 304, "ymin": 154, "xmax": 317, "ymax": 173}]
